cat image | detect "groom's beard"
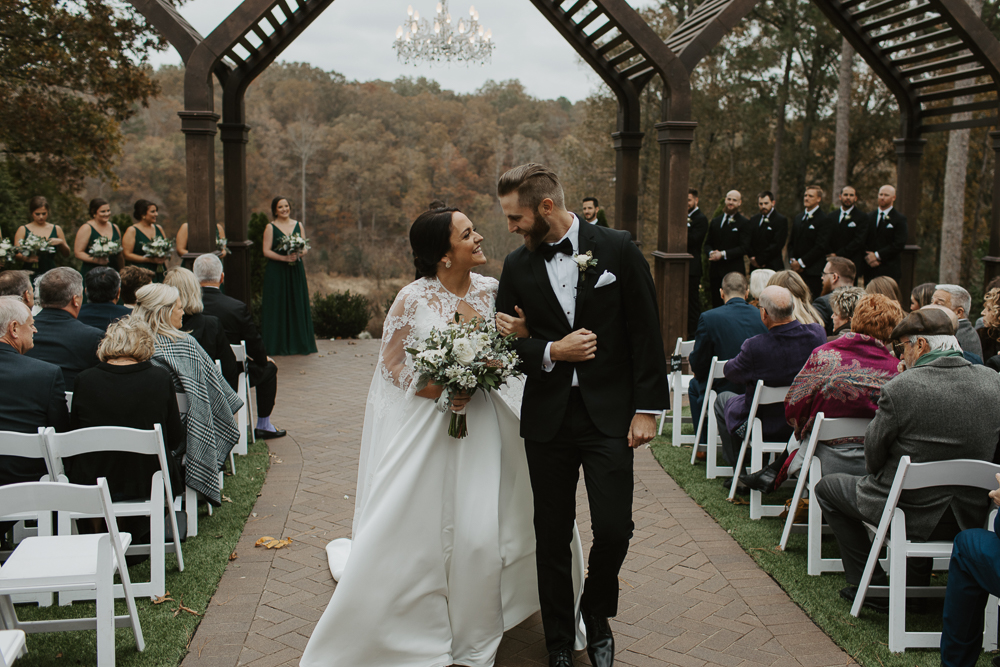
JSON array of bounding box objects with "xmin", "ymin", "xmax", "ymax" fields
[{"xmin": 524, "ymin": 212, "xmax": 551, "ymax": 253}]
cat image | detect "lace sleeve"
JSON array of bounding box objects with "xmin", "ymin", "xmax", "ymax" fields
[{"xmin": 379, "ymin": 284, "xmax": 419, "ymax": 392}]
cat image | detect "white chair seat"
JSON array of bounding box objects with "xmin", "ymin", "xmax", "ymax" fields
[
  {"xmin": 0, "ymin": 629, "xmax": 26, "ymax": 667},
  {"xmin": 0, "ymin": 534, "xmax": 131, "ymax": 588}
]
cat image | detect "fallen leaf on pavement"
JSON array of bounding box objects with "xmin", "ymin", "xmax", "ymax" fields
[
  {"xmin": 255, "ymin": 536, "xmax": 293, "ymax": 549},
  {"xmin": 229, "ymin": 551, "xmax": 238, "ymax": 561}
]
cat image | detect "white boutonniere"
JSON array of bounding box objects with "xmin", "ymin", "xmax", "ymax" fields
[{"xmin": 573, "ymin": 251, "xmax": 598, "ymax": 281}]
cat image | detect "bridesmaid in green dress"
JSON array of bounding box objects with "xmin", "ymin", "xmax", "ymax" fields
[
  {"xmin": 14, "ymin": 196, "xmax": 71, "ymax": 276},
  {"xmin": 261, "ymin": 196, "xmax": 317, "ymax": 355},
  {"xmin": 122, "ymin": 199, "xmax": 169, "ymax": 282},
  {"xmin": 74, "ymin": 198, "xmax": 123, "ymax": 295}
]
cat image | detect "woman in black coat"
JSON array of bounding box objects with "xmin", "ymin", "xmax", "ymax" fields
[
  {"xmin": 164, "ymin": 266, "xmax": 239, "ymax": 390},
  {"xmin": 68, "ymin": 316, "xmax": 186, "ymax": 501}
]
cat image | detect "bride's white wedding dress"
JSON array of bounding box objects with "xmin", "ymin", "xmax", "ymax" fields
[{"xmin": 300, "ymin": 274, "xmax": 584, "ymax": 667}]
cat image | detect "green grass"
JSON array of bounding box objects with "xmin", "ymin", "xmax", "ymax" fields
[
  {"xmin": 649, "ymin": 427, "xmax": 995, "ymax": 667},
  {"xmin": 10, "ymin": 437, "xmax": 270, "ymax": 667}
]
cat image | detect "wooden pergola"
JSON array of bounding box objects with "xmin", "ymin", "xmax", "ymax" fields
[{"xmin": 132, "ymin": 0, "xmax": 1000, "ymax": 350}]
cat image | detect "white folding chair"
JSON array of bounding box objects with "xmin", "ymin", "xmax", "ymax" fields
[
  {"xmin": 851, "ymin": 457, "xmax": 1000, "ymax": 652},
  {"xmin": 44, "ymin": 425, "xmax": 184, "ymax": 601},
  {"xmin": 0, "ymin": 429, "xmax": 56, "ymax": 607},
  {"xmin": 689, "ymin": 358, "xmax": 732, "ymax": 479},
  {"xmin": 728, "ymin": 380, "xmax": 792, "ymax": 519},
  {"xmin": 0, "ymin": 478, "xmax": 145, "ymax": 667},
  {"xmin": 777, "ymin": 413, "xmax": 871, "ymax": 576},
  {"xmin": 0, "ymin": 629, "xmax": 26, "ymax": 667},
  {"xmin": 230, "ymin": 342, "xmax": 250, "ymax": 457},
  {"xmin": 659, "ymin": 338, "xmax": 695, "ymax": 447}
]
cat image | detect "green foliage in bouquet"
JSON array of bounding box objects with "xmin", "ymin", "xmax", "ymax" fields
[{"xmin": 312, "ymin": 290, "xmax": 371, "ymax": 339}]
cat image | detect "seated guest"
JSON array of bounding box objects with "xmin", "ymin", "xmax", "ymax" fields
[
  {"xmin": 163, "ymin": 267, "xmax": 239, "ymax": 391},
  {"xmin": 77, "ymin": 267, "xmax": 130, "ymax": 331},
  {"xmin": 0, "ymin": 270, "xmax": 34, "ymax": 309},
  {"xmin": 133, "ymin": 283, "xmax": 242, "ymax": 506},
  {"xmin": 748, "ymin": 269, "xmax": 775, "ymax": 307},
  {"xmin": 815, "ymin": 308, "xmax": 1000, "ymax": 611},
  {"xmin": 767, "ymin": 270, "xmax": 824, "ymax": 326},
  {"xmin": 194, "ymin": 254, "xmax": 285, "ymax": 440},
  {"xmin": 714, "ymin": 286, "xmax": 826, "ymax": 481},
  {"xmin": 940, "ymin": 479, "xmax": 1000, "ymax": 667},
  {"xmin": 0, "ymin": 296, "xmax": 69, "ymax": 484},
  {"xmin": 688, "ymin": 272, "xmax": 767, "ymax": 441},
  {"xmin": 828, "ymin": 286, "xmax": 866, "ymax": 341},
  {"xmin": 812, "ymin": 257, "xmax": 856, "ymax": 335},
  {"xmin": 119, "ymin": 265, "xmax": 155, "ymax": 308},
  {"xmin": 979, "ymin": 287, "xmax": 1000, "ymax": 368},
  {"xmin": 25, "ymin": 267, "xmax": 103, "ymax": 387},
  {"xmin": 866, "ymin": 275, "xmax": 902, "ymax": 303},
  {"xmin": 910, "ymin": 282, "xmax": 937, "ymax": 312},
  {"xmin": 67, "ymin": 317, "xmax": 186, "ymax": 503},
  {"xmin": 976, "ymin": 277, "xmax": 1000, "ymax": 330},
  {"xmin": 934, "ymin": 284, "xmax": 984, "ymax": 361},
  {"xmin": 783, "ymin": 294, "xmax": 904, "ymax": 482}
]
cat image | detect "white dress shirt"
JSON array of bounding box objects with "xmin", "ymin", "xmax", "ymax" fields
[
  {"xmin": 839, "ymin": 205, "xmax": 855, "ymax": 222},
  {"xmin": 541, "ymin": 216, "xmax": 582, "ymax": 386},
  {"xmin": 795, "ymin": 206, "xmax": 820, "ymax": 269},
  {"xmin": 873, "ymin": 206, "xmax": 892, "ymax": 261}
]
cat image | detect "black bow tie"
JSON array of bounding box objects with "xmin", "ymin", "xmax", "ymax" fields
[{"xmin": 539, "ymin": 238, "xmax": 574, "ymax": 261}]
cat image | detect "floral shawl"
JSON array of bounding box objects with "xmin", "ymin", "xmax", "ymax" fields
[{"xmin": 785, "ymin": 333, "xmax": 899, "ymax": 444}]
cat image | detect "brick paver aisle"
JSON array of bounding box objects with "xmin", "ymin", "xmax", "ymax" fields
[{"xmin": 182, "ymin": 339, "xmax": 856, "ymax": 667}]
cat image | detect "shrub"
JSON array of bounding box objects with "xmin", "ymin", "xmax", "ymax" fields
[{"xmin": 312, "ymin": 290, "xmax": 371, "ymax": 339}]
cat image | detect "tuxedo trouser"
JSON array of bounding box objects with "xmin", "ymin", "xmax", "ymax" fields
[
  {"xmin": 248, "ymin": 360, "xmax": 278, "ymax": 418},
  {"xmin": 524, "ymin": 388, "xmax": 634, "ymax": 653},
  {"xmin": 815, "ymin": 473, "xmax": 959, "ymax": 587},
  {"xmin": 688, "ymin": 276, "xmax": 702, "ymax": 337},
  {"xmin": 941, "ymin": 528, "xmax": 1000, "ymax": 667}
]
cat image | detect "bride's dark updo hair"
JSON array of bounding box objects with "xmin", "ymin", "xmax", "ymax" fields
[{"xmin": 410, "ymin": 207, "xmax": 460, "ymax": 280}]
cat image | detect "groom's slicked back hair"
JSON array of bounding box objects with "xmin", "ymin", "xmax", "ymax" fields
[{"xmin": 497, "ymin": 164, "xmax": 566, "ymax": 212}]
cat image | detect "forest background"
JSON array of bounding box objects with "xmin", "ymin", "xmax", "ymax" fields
[{"xmin": 4, "ymin": 0, "xmax": 1000, "ymax": 333}]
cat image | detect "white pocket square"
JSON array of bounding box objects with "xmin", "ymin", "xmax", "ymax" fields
[
  {"xmin": 886, "ymin": 223, "xmax": 894, "ymax": 229},
  {"xmin": 595, "ymin": 271, "xmax": 617, "ymax": 288},
  {"xmin": 847, "ymin": 222, "xmax": 856, "ymax": 228}
]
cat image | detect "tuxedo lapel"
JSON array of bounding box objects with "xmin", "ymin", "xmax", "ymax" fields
[
  {"xmin": 529, "ymin": 249, "xmax": 571, "ymax": 328},
  {"xmin": 573, "ymin": 222, "xmax": 597, "ymax": 328}
]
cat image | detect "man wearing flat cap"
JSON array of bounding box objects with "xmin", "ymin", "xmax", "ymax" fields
[{"xmin": 815, "ymin": 307, "xmax": 1000, "ymax": 611}]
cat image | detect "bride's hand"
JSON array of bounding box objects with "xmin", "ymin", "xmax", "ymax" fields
[
  {"xmin": 496, "ymin": 306, "xmax": 529, "ymax": 338},
  {"xmin": 450, "ymin": 391, "xmax": 471, "ymax": 412}
]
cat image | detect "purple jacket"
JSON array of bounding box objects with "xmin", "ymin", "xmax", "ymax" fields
[{"xmin": 723, "ymin": 320, "xmax": 827, "ymax": 439}]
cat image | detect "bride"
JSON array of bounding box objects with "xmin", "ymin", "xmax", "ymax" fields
[{"xmin": 300, "ymin": 207, "xmax": 584, "ymax": 667}]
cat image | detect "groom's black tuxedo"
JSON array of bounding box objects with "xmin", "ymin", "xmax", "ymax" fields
[
  {"xmin": 495, "ymin": 222, "xmax": 669, "ymax": 442},
  {"xmin": 496, "ymin": 219, "xmax": 668, "ymax": 654}
]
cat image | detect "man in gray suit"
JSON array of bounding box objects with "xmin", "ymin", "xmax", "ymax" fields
[
  {"xmin": 816, "ymin": 308, "xmax": 1000, "ymax": 610},
  {"xmin": 933, "ymin": 284, "xmax": 983, "ymax": 361}
]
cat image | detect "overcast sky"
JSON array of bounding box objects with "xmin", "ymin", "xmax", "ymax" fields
[{"xmin": 145, "ymin": 0, "xmax": 656, "ymax": 101}]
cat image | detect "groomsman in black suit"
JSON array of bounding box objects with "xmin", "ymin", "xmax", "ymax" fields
[
  {"xmin": 827, "ymin": 185, "xmax": 868, "ymax": 272},
  {"xmin": 789, "ymin": 185, "xmax": 830, "ymax": 299},
  {"xmin": 864, "ymin": 185, "xmax": 908, "ymax": 283},
  {"xmin": 746, "ymin": 191, "xmax": 788, "ymax": 272},
  {"xmin": 687, "ymin": 188, "xmax": 709, "ymax": 335},
  {"xmin": 705, "ymin": 190, "xmax": 750, "ymax": 309}
]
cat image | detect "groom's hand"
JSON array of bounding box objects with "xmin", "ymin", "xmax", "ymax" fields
[
  {"xmin": 550, "ymin": 329, "xmax": 597, "ymax": 363},
  {"xmin": 628, "ymin": 413, "xmax": 657, "ymax": 448}
]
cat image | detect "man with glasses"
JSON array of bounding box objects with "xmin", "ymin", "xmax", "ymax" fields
[{"xmin": 813, "ymin": 257, "xmax": 857, "ymax": 335}]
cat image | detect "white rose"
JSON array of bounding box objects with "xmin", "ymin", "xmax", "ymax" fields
[
  {"xmin": 452, "ymin": 338, "xmax": 477, "ymax": 365},
  {"xmin": 573, "ymin": 253, "xmax": 591, "ymax": 269}
]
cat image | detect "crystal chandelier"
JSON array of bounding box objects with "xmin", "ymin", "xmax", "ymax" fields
[{"xmin": 394, "ymin": 1, "xmax": 494, "ymax": 67}]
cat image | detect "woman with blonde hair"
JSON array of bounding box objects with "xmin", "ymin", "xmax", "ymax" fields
[
  {"xmin": 134, "ymin": 283, "xmax": 242, "ymax": 506},
  {"xmin": 67, "ymin": 316, "xmax": 186, "ymax": 503},
  {"xmin": 163, "ymin": 267, "xmax": 238, "ymax": 389},
  {"xmin": 767, "ymin": 270, "xmax": 823, "ymax": 325}
]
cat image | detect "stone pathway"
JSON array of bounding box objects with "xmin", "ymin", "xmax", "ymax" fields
[{"xmin": 181, "ymin": 339, "xmax": 857, "ymax": 667}]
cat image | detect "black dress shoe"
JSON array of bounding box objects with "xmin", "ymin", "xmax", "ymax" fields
[
  {"xmin": 254, "ymin": 427, "xmax": 287, "ymax": 440},
  {"xmin": 548, "ymin": 648, "xmax": 574, "ymax": 667},
  {"xmin": 740, "ymin": 466, "xmax": 778, "ymax": 493},
  {"xmin": 839, "ymin": 585, "xmax": 889, "ymax": 613},
  {"xmin": 583, "ymin": 611, "xmax": 614, "ymax": 667}
]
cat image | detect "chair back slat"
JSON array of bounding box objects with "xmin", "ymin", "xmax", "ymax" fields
[
  {"xmin": 678, "ymin": 340, "xmax": 695, "ymax": 357},
  {"xmin": 712, "ymin": 358, "xmax": 728, "ymax": 379},
  {"xmin": 64, "ymin": 392, "xmax": 73, "ymax": 412},
  {"xmin": 757, "ymin": 384, "xmax": 790, "ymax": 405},
  {"xmin": 0, "ymin": 429, "xmax": 54, "ymax": 478},
  {"xmin": 45, "ymin": 425, "xmax": 162, "ymax": 465},
  {"xmin": 901, "ymin": 458, "xmax": 1000, "ymax": 491},
  {"xmin": 815, "ymin": 417, "xmax": 871, "ymax": 441},
  {"xmin": 176, "ymin": 392, "xmax": 189, "ymax": 414},
  {"xmin": 0, "ymin": 480, "xmax": 105, "ymax": 516},
  {"xmin": 230, "ymin": 342, "xmax": 247, "ymax": 363}
]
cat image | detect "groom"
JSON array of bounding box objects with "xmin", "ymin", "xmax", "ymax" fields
[{"xmin": 495, "ymin": 164, "xmax": 669, "ymax": 667}]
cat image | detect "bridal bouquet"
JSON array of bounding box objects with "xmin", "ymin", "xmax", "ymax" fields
[
  {"xmin": 407, "ymin": 316, "xmax": 521, "ymax": 438},
  {"xmin": 142, "ymin": 236, "xmax": 174, "ymax": 258},
  {"xmin": 16, "ymin": 233, "xmax": 56, "ymax": 259},
  {"xmin": 279, "ymin": 233, "xmax": 310, "ymax": 256},
  {"xmin": 88, "ymin": 236, "xmax": 121, "ymax": 258}
]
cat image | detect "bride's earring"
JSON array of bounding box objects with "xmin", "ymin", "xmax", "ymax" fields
[{"xmin": 445, "ymin": 259, "xmax": 452, "ymax": 269}]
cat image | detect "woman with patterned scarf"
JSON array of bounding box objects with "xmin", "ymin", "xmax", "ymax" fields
[{"xmin": 133, "ymin": 283, "xmax": 242, "ymax": 506}]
